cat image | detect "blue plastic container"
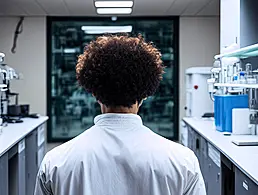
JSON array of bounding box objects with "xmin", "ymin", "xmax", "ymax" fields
[{"xmin": 214, "ymin": 94, "xmax": 248, "ymax": 132}]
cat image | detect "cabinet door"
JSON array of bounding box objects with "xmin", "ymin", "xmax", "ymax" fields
[
  {"xmin": 0, "ymin": 153, "xmax": 8, "ymax": 195},
  {"xmin": 200, "ymin": 138, "xmax": 208, "ymax": 181},
  {"xmin": 37, "ymin": 124, "xmax": 46, "ymax": 167},
  {"xmin": 187, "ymin": 126, "xmax": 193, "ymax": 150},
  {"xmin": 235, "ymin": 167, "xmax": 258, "ymax": 195},
  {"xmin": 18, "ymin": 139, "xmax": 26, "ymax": 195},
  {"xmin": 207, "ymin": 143, "xmax": 221, "ymax": 195},
  {"xmin": 221, "ymin": 0, "xmax": 240, "ymax": 50},
  {"xmin": 194, "ymin": 133, "xmax": 201, "ymax": 162},
  {"xmin": 207, "ymin": 157, "xmax": 221, "ymax": 195},
  {"xmin": 25, "ymin": 130, "xmax": 38, "ymax": 195}
]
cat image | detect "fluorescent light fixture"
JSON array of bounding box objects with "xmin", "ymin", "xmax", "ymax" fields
[
  {"xmin": 81, "ymin": 25, "xmax": 132, "ymax": 34},
  {"xmin": 95, "ymin": 1, "xmax": 133, "ymax": 8},
  {"xmin": 97, "ymin": 8, "xmax": 132, "ymax": 14},
  {"xmin": 81, "ymin": 25, "xmax": 132, "ymax": 31},
  {"xmin": 64, "ymin": 48, "xmax": 77, "ymax": 53},
  {"xmin": 111, "ymin": 16, "xmax": 117, "ymax": 21}
]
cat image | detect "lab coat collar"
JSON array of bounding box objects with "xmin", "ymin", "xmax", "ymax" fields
[{"xmin": 94, "ymin": 113, "xmax": 143, "ymax": 126}]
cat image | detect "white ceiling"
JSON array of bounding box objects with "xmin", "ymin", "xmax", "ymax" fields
[{"xmin": 0, "ymin": 0, "xmax": 219, "ymax": 16}]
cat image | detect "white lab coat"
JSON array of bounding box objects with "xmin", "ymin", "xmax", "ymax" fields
[{"xmin": 34, "ymin": 114, "xmax": 206, "ymax": 195}]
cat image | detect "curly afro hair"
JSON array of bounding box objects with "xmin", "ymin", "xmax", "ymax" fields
[{"xmin": 76, "ymin": 34, "xmax": 164, "ymax": 107}]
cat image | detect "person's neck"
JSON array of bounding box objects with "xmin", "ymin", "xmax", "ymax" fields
[{"xmin": 101, "ymin": 104, "xmax": 139, "ymax": 114}]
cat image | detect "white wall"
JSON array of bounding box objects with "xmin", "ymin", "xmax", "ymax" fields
[
  {"xmin": 0, "ymin": 17, "xmax": 46, "ymax": 115},
  {"xmin": 179, "ymin": 17, "xmax": 220, "ymax": 122},
  {"xmin": 0, "ymin": 16, "xmax": 220, "ymax": 140}
]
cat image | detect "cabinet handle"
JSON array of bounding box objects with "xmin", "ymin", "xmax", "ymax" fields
[
  {"xmin": 216, "ymin": 173, "xmax": 220, "ymax": 182},
  {"xmin": 36, "ymin": 152, "xmax": 38, "ymax": 166},
  {"xmin": 243, "ymin": 180, "xmax": 249, "ymax": 191},
  {"xmin": 196, "ymin": 138, "xmax": 200, "ymax": 150}
]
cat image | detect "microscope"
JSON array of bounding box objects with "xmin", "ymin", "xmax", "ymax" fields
[{"xmin": 0, "ymin": 52, "xmax": 27, "ymax": 123}]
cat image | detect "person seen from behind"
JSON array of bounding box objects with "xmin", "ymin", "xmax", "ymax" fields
[{"xmin": 34, "ymin": 34, "xmax": 206, "ymax": 195}]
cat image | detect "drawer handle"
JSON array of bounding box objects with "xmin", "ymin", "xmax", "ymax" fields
[
  {"xmin": 216, "ymin": 173, "xmax": 220, "ymax": 182},
  {"xmin": 243, "ymin": 180, "xmax": 249, "ymax": 191},
  {"xmin": 196, "ymin": 138, "xmax": 200, "ymax": 150}
]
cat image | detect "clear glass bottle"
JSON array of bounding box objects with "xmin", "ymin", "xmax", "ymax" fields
[
  {"xmin": 239, "ymin": 71, "xmax": 246, "ymax": 84},
  {"xmin": 246, "ymin": 63, "xmax": 252, "ymax": 78}
]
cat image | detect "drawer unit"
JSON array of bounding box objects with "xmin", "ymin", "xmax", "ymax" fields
[{"xmin": 235, "ymin": 167, "xmax": 258, "ymax": 195}]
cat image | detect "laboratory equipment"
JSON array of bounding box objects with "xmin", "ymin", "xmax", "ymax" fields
[
  {"xmin": 245, "ymin": 63, "xmax": 252, "ymax": 79},
  {"xmin": 247, "ymin": 88, "xmax": 258, "ymax": 135},
  {"xmin": 210, "ymin": 43, "xmax": 258, "ymax": 136},
  {"xmin": 0, "ymin": 53, "xmax": 7, "ymax": 89},
  {"xmin": 181, "ymin": 66, "xmax": 214, "ymax": 146},
  {"xmin": 0, "ymin": 65, "xmax": 20, "ymax": 119},
  {"xmin": 232, "ymin": 108, "xmax": 250, "ymax": 135},
  {"xmin": 214, "ymin": 94, "xmax": 248, "ymax": 133},
  {"xmin": 0, "ymin": 52, "xmax": 25, "ymax": 124},
  {"xmin": 0, "ymin": 52, "xmax": 5, "ymax": 63},
  {"xmin": 185, "ymin": 67, "xmax": 214, "ymax": 117}
]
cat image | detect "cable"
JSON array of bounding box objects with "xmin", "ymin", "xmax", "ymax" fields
[
  {"xmin": 209, "ymin": 92, "xmax": 215, "ymax": 102},
  {"xmin": 11, "ymin": 17, "xmax": 24, "ymax": 54}
]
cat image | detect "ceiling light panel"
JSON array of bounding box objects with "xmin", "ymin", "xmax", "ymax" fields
[
  {"xmin": 81, "ymin": 25, "xmax": 133, "ymax": 34},
  {"xmin": 96, "ymin": 8, "xmax": 132, "ymax": 14},
  {"xmin": 95, "ymin": 1, "xmax": 134, "ymax": 8}
]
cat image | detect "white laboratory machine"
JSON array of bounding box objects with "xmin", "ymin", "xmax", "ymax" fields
[
  {"xmin": 181, "ymin": 67, "xmax": 214, "ymax": 146},
  {"xmin": 185, "ymin": 67, "xmax": 214, "ymax": 117}
]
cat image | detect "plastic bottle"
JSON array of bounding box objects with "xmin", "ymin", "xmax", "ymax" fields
[
  {"xmin": 239, "ymin": 72, "xmax": 246, "ymax": 84},
  {"xmin": 233, "ymin": 75, "xmax": 238, "ymax": 83}
]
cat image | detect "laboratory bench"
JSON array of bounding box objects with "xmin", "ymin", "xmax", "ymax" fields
[
  {"xmin": 0, "ymin": 116, "xmax": 48, "ymax": 195},
  {"xmin": 183, "ymin": 117, "xmax": 258, "ymax": 195}
]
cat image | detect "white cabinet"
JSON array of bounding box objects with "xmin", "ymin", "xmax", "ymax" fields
[
  {"xmin": 220, "ymin": 0, "xmax": 240, "ymax": 51},
  {"xmin": 240, "ymin": 0, "xmax": 258, "ymax": 48}
]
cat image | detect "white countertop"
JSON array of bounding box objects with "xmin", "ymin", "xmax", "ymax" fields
[
  {"xmin": 0, "ymin": 116, "xmax": 48, "ymax": 157},
  {"xmin": 183, "ymin": 117, "xmax": 258, "ymax": 185}
]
